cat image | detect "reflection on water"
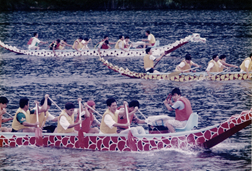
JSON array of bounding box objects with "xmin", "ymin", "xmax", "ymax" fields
[{"xmin": 0, "ymin": 10, "xmax": 251, "ymax": 170}]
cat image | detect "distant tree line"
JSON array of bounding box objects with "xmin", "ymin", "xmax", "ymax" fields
[{"xmin": 0, "ymin": 0, "xmax": 251, "ymax": 11}]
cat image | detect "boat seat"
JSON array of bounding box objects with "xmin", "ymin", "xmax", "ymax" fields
[
  {"xmin": 150, "ymin": 40, "xmax": 160, "ymax": 47},
  {"xmin": 175, "ymin": 113, "xmax": 198, "ymax": 132}
]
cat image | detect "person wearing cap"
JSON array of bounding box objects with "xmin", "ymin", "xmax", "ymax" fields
[
  {"xmin": 74, "ymin": 100, "xmax": 100, "ymax": 133},
  {"xmin": 175, "ymin": 54, "xmax": 201, "ymax": 72},
  {"xmin": 218, "ymin": 55, "xmax": 238, "ymax": 72},
  {"xmin": 29, "ymin": 94, "xmax": 58, "ymax": 133},
  {"xmin": 72, "ymin": 36, "xmax": 84, "ymax": 51},
  {"xmin": 11, "ymin": 97, "xmax": 39, "ymax": 132},
  {"xmin": 0, "ymin": 97, "xmax": 13, "ymax": 132},
  {"xmin": 163, "ymin": 88, "xmax": 193, "ymax": 133},
  {"xmin": 240, "ymin": 53, "xmax": 252, "ymax": 79},
  {"xmin": 143, "ymin": 47, "xmax": 165, "ymax": 73},
  {"xmin": 206, "ymin": 54, "xmax": 220, "ymax": 77},
  {"xmin": 117, "ymin": 100, "xmax": 146, "ymax": 135},
  {"xmin": 100, "ymin": 98, "xmax": 130, "ymax": 134},
  {"xmin": 55, "ymin": 100, "xmax": 82, "ymax": 133}
]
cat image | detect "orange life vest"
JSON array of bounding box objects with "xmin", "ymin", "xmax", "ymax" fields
[
  {"xmin": 75, "ymin": 111, "xmax": 94, "ymax": 133},
  {"xmin": 175, "ymin": 97, "xmax": 192, "ymax": 121},
  {"xmin": 117, "ymin": 105, "xmax": 134, "ymax": 129}
]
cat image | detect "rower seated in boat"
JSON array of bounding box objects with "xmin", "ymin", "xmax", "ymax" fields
[
  {"xmin": 80, "ymin": 38, "xmax": 91, "ymax": 50},
  {"xmin": 11, "ymin": 97, "xmax": 39, "ymax": 132},
  {"xmin": 100, "ymin": 98, "xmax": 130, "ymax": 134},
  {"xmin": 141, "ymin": 30, "xmax": 156, "ymax": 48},
  {"xmin": 72, "ymin": 36, "xmax": 84, "ymax": 51},
  {"xmin": 29, "ymin": 94, "xmax": 58, "ymax": 133},
  {"xmin": 175, "ymin": 54, "xmax": 201, "ymax": 72},
  {"xmin": 117, "ymin": 100, "xmax": 146, "ymax": 135},
  {"xmin": 74, "ymin": 100, "xmax": 100, "ymax": 134},
  {"xmin": 240, "ymin": 53, "xmax": 252, "ymax": 79},
  {"xmin": 143, "ymin": 47, "xmax": 164, "ymax": 73},
  {"xmin": 54, "ymin": 101, "xmax": 81, "ymax": 133},
  {"xmin": 58, "ymin": 39, "xmax": 72, "ymax": 50},
  {"xmin": 0, "ymin": 97, "xmax": 13, "ymax": 132},
  {"xmin": 206, "ymin": 54, "xmax": 220, "ymax": 77},
  {"xmin": 163, "ymin": 88, "xmax": 193, "ymax": 133},
  {"xmin": 49, "ymin": 39, "xmax": 61, "ymax": 56},
  {"xmin": 218, "ymin": 54, "xmax": 238, "ymax": 72},
  {"xmin": 27, "ymin": 32, "xmax": 48, "ymax": 50},
  {"xmin": 115, "ymin": 35, "xmax": 128, "ymax": 52},
  {"xmin": 123, "ymin": 36, "xmax": 132, "ymax": 49}
]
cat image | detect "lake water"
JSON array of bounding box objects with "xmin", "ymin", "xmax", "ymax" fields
[{"xmin": 0, "ymin": 10, "xmax": 251, "ymax": 170}]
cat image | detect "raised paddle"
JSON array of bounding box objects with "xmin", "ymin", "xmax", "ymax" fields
[
  {"xmin": 78, "ymin": 100, "xmax": 85, "ymax": 148},
  {"xmin": 5, "ymin": 112, "xmax": 13, "ymax": 118},
  {"xmin": 48, "ymin": 97, "xmax": 63, "ymax": 111},
  {"xmin": 85, "ymin": 104, "xmax": 103, "ymax": 118},
  {"xmin": 153, "ymin": 51, "xmax": 170, "ymax": 68},
  {"xmin": 137, "ymin": 109, "xmax": 146, "ymax": 120},
  {"xmin": 35, "ymin": 103, "xmax": 43, "ymax": 146},
  {"xmin": 125, "ymin": 104, "xmax": 137, "ymax": 151}
]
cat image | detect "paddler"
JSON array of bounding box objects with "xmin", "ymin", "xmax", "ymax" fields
[
  {"xmin": 58, "ymin": 39, "xmax": 72, "ymax": 50},
  {"xmin": 218, "ymin": 55, "xmax": 238, "ymax": 71},
  {"xmin": 143, "ymin": 47, "xmax": 165, "ymax": 73},
  {"xmin": 81, "ymin": 38, "xmax": 92, "ymax": 50},
  {"xmin": 206, "ymin": 54, "xmax": 219, "ymax": 77},
  {"xmin": 74, "ymin": 100, "xmax": 100, "ymax": 133},
  {"xmin": 29, "ymin": 94, "xmax": 58, "ymax": 133},
  {"xmin": 11, "ymin": 97, "xmax": 39, "ymax": 132},
  {"xmin": 163, "ymin": 88, "xmax": 193, "ymax": 133},
  {"xmin": 96, "ymin": 35, "xmax": 115, "ymax": 49},
  {"xmin": 72, "ymin": 36, "xmax": 83, "ymax": 51},
  {"xmin": 117, "ymin": 100, "xmax": 146, "ymax": 134},
  {"xmin": 115, "ymin": 35, "xmax": 128, "ymax": 52},
  {"xmin": 124, "ymin": 36, "xmax": 131, "ymax": 49},
  {"xmin": 27, "ymin": 32, "xmax": 48, "ymax": 50},
  {"xmin": 141, "ymin": 30, "xmax": 156, "ymax": 48},
  {"xmin": 175, "ymin": 54, "xmax": 201, "ymax": 72},
  {"xmin": 55, "ymin": 101, "xmax": 81, "ymax": 133},
  {"xmin": 49, "ymin": 39, "xmax": 61, "ymax": 57},
  {"xmin": 240, "ymin": 53, "xmax": 252, "ymax": 79},
  {"xmin": 100, "ymin": 98, "xmax": 129, "ymax": 134},
  {"xmin": 0, "ymin": 97, "xmax": 13, "ymax": 132}
]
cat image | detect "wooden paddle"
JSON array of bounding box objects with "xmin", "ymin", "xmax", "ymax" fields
[
  {"xmin": 35, "ymin": 103, "xmax": 43, "ymax": 146},
  {"xmin": 86, "ymin": 104, "xmax": 103, "ymax": 118},
  {"xmin": 5, "ymin": 112, "xmax": 13, "ymax": 118},
  {"xmin": 48, "ymin": 97, "xmax": 63, "ymax": 111},
  {"xmin": 137, "ymin": 109, "xmax": 146, "ymax": 120},
  {"xmin": 125, "ymin": 104, "xmax": 137, "ymax": 151},
  {"xmin": 78, "ymin": 100, "xmax": 85, "ymax": 148}
]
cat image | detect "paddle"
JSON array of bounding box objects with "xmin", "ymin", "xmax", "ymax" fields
[
  {"xmin": 78, "ymin": 100, "xmax": 85, "ymax": 148},
  {"xmin": 137, "ymin": 109, "xmax": 146, "ymax": 120},
  {"xmin": 48, "ymin": 97, "xmax": 63, "ymax": 111},
  {"xmin": 35, "ymin": 103, "xmax": 43, "ymax": 146},
  {"xmin": 5, "ymin": 112, "xmax": 13, "ymax": 118},
  {"xmin": 125, "ymin": 104, "xmax": 137, "ymax": 151},
  {"xmin": 86, "ymin": 104, "xmax": 103, "ymax": 118},
  {"xmin": 153, "ymin": 50, "xmax": 170, "ymax": 68}
]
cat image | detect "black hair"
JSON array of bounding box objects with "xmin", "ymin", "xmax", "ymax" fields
[
  {"xmin": 119, "ymin": 35, "xmax": 123, "ymax": 39},
  {"xmin": 185, "ymin": 54, "xmax": 191, "ymax": 60},
  {"xmin": 19, "ymin": 97, "xmax": 29, "ymax": 108},
  {"xmin": 249, "ymin": 53, "xmax": 252, "ymax": 57},
  {"xmin": 129, "ymin": 100, "xmax": 140, "ymax": 108},
  {"xmin": 104, "ymin": 35, "xmax": 108, "ymax": 39},
  {"xmin": 146, "ymin": 30, "xmax": 150, "ymax": 34},
  {"xmin": 33, "ymin": 32, "xmax": 38, "ymax": 37},
  {"xmin": 84, "ymin": 38, "xmax": 89, "ymax": 41},
  {"xmin": 106, "ymin": 98, "xmax": 116, "ymax": 107},
  {"xmin": 79, "ymin": 36, "xmax": 83, "ymax": 40},
  {"xmin": 56, "ymin": 39, "xmax": 60, "ymax": 43},
  {"xmin": 63, "ymin": 39, "xmax": 67, "ymax": 42},
  {"xmin": 0, "ymin": 97, "xmax": 9, "ymax": 104},
  {"xmin": 104, "ymin": 40, "xmax": 109, "ymax": 44},
  {"xmin": 65, "ymin": 102, "xmax": 75, "ymax": 110},
  {"xmin": 171, "ymin": 88, "xmax": 181, "ymax": 96},
  {"xmin": 40, "ymin": 98, "xmax": 52, "ymax": 106},
  {"xmin": 125, "ymin": 36, "xmax": 129, "ymax": 39},
  {"xmin": 219, "ymin": 55, "xmax": 226, "ymax": 60},
  {"xmin": 145, "ymin": 47, "xmax": 151, "ymax": 54},
  {"xmin": 212, "ymin": 54, "xmax": 218, "ymax": 60}
]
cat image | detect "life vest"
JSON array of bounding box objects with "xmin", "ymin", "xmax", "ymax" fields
[
  {"xmin": 208, "ymin": 59, "xmax": 219, "ymax": 72},
  {"xmin": 50, "ymin": 41, "xmax": 60, "ymax": 50},
  {"xmin": 56, "ymin": 110, "xmax": 75, "ymax": 133},
  {"xmin": 29, "ymin": 110, "xmax": 49, "ymax": 128},
  {"xmin": 175, "ymin": 60, "xmax": 192, "ymax": 72},
  {"xmin": 100, "ymin": 109, "xmax": 118, "ymax": 134},
  {"xmin": 218, "ymin": 60, "xmax": 224, "ymax": 72},
  {"xmin": 175, "ymin": 97, "xmax": 192, "ymax": 121},
  {"xmin": 144, "ymin": 54, "xmax": 154, "ymax": 69},
  {"xmin": 72, "ymin": 39, "xmax": 83, "ymax": 50},
  {"xmin": 117, "ymin": 105, "xmax": 134, "ymax": 129},
  {"xmin": 240, "ymin": 57, "xmax": 252, "ymax": 71},
  {"xmin": 27, "ymin": 37, "xmax": 34, "ymax": 45},
  {"xmin": 75, "ymin": 111, "xmax": 94, "ymax": 133},
  {"xmin": 115, "ymin": 39, "xmax": 124, "ymax": 49},
  {"xmin": 12, "ymin": 108, "xmax": 31, "ymax": 131},
  {"xmin": 148, "ymin": 34, "xmax": 156, "ymax": 45},
  {"xmin": 101, "ymin": 43, "xmax": 109, "ymax": 49}
]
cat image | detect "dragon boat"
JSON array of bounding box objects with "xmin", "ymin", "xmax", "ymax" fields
[
  {"xmin": 0, "ymin": 33, "xmax": 205, "ymax": 57},
  {"xmin": 0, "ymin": 110, "xmax": 251, "ymax": 151}
]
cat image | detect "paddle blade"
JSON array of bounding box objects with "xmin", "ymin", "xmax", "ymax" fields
[
  {"xmin": 78, "ymin": 130, "xmax": 85, "ymax": 148},
  {"xmin": 35, "ymin": 127, "xmax": 43, "ymax": 147},
  {"xmin": 127, "ymin": 130, "xmax": 137, "ymax": 151}
]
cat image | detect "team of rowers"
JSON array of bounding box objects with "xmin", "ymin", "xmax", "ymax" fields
[
  {"xmin": 0, "ymin": 88, "xmax": 194, "ymax": 135},
  {"xmin": 144, "ymin": 48, "xmax": 252, "ymax": 78}
]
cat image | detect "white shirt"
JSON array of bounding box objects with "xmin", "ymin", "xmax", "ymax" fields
[
  {"xmin": 59, "ymin": 109, "xmax": 78, "ymax": 130},
  {"xmin": 28, "ymin": 37, "xmax": 40, "ymax": 49},
  {"xmin": 145, "ymin": 55, "xmax": 157, "ymax": 71},
  {"xmin": 171, "ymin": 101, "xmax": 185, "ymax": 110},
  {"xmin": 118, "ymin": 41, "xmax": 124, "ymax": 49},
  {"xmin": 206, "ymin": 62, "xmax": 214, "ymax": 71},
  {"xmin": 103, "ymin": 110, "xmax": 120, "ymax": 129},
  {"xmin": 217, "ymin": 60, "xmax": 223, "ymax": 68},
  {"xmin": 178, "ymin": 61, "xmax": 195, "ymax": 68},
  {"xmin": 81, "ymin": 40, "xmax": 89, "ymax": 49},
  {"xmin": 148, "ymin": 35, "xmax": 152, "ymax": 41},
  {"xmin": 32, "ymin": 106, "xmax": 55, "ymax": 121}
]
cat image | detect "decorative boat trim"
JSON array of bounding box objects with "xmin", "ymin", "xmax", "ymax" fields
[
  {"xmin": 0, "ymin": 111, "xmax": 251, "ymax": 151},
  {"xmin": 0, "ymin": 33, "xmax": 205, "ymax": 57}
]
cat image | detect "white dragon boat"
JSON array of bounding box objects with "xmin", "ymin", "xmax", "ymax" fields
[
  {"xmin": 0, "ymin": 110, "xmax": 251, "ymax": 151},
  {"xmin": 0, "ymin": 33, "xmax": 205, "ymax": 57}
]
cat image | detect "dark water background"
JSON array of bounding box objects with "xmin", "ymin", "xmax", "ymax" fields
[{"xmin": 0, "ymin": 10, "xmax": 251, "ymax": 170}]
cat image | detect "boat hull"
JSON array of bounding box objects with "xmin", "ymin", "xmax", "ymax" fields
[{"xmin": 0, "ymin": 111, "xmax": 251, "ymax": 151}]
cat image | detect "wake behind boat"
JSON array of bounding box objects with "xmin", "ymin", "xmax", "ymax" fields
[{"xmin": 0, "ymin": 110, "xmax": 251, "ymax": 151}]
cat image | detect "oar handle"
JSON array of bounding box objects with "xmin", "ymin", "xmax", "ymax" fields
[
  {"xmin": 48, "ymin": 97, "xmax": 63, "ymax": 111},
  {"xmin": 153, "ymin": 51, "xmax": 169, "ymax": 68},
  {"xmin": 137, "ymin": 110, "xmax": 146, "ymax": 120},
  {"xmin": 5, "ymin": 112, "xmax": 13, "ymax": 118},
  {"xmin": 181, "ymin": 66, "xmax": 200, "ymax": 72},
  {"xmin": 79, "ymin": 100, "xmax": 82, "ymax": 128},
  {"xmin": 125, "ymin": 104, "xmax": 130, "ymax": 129},
  {"xmin": 35, "ymin": 103, "xmax": 39, "ymax": 128},
  {"xmin": 85, "ymin": 103, "xmax": 103, "ymax": 117}
]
